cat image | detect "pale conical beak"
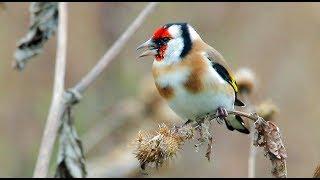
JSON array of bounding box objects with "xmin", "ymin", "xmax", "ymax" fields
[{"xmin": 136, "ymin": 39, "xmax": 157, "ymax": 59}]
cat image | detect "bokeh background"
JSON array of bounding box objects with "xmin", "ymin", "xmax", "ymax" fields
[{"xmin": 0, "ymin": 2, "xmax": 319, "ymax": 178}]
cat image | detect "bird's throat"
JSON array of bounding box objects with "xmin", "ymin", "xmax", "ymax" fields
[{"xmin": 155, "ymin": 45, "xmax": 167, "ymax": 61}]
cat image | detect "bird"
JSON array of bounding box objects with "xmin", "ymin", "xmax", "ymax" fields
[{"xmin": 136, "ymin": 22, "xmax": 249, "ymax": 134}]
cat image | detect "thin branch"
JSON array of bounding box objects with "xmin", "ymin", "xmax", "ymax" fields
[
  {"xmin": 199, "ymin": 110, "xmax": 257, "ymax": 123},
  {"xmin": 33, "ymin": 2, "xmax": 158, "ymax": 177},
  {"xmin": 33, "ymin": 2, "xmax": 68, "ymax": 178},
  {"xmin": 248, "ymin": 124, "xmax": 257, "ymax": 178},
  {"xmin": 241, "ymin": 94, "xmax": 256, "ymax": 178},
  {"xmin": 71, "ymin": 2, "xmax": 158, "ymax": 96},
  {"xmin": 234, "ymin": 67, "xmax": 258, "ymax": 178}
]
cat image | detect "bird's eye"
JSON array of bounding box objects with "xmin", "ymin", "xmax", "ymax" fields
[
  {"xmin": 162, "ymin": 37, "xmax": 171, "ymax": 42},
  {"xmin": 154, "ymin": 37, "xmax": 171, "ymax": 47}
]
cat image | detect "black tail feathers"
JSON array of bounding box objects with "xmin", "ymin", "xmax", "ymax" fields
[
  {"xmin": 234, "ymin": 98, "xmax": 245, "ymax": 107},
  {"xmin": 224, "ymin": 115, "xmax": 250, "ymax": 134}
]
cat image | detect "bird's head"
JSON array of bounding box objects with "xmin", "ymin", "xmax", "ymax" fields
[{"xmin": 137, "ymin": 23, "xmax": 201, "ymax": 64}]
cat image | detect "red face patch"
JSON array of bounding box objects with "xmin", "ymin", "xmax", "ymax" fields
[
  {"xmin": 152, "ymin": 27, "xmax": 172, "ymax": 61},
  {"xmin": 155, "ymin": 46, "xmax": 166, "ymax": 61},
  {"xmin": 152, "ymin": 27, "xmax": 170, "ymax": 40}
]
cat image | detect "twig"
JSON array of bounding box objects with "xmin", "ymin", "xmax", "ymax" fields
[
  {"xmin": 33, "ymin": 2, "xmax": 68, "ymax": 177},
  {"xmin": 241, "ymin": 94, "xmax": 256, "ymax": 178},
  {"xmin": 248, "ymin": 123, "xmax": 257, "ymax": 178},
  {"xmin": 70, "ymin": 2, "xmax": 159, "ymax": 96},
  {"xmin": 32, "ymin": 2, "xmax": 158, "ymax": 177},
  {"xmin": 198, "ymin": 110, "xmax": 257, "ymax": 123}
]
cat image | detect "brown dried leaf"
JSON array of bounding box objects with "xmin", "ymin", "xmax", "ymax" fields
[
  {"xmin": 253, "ymin": 117, "xmax": 287, "ymax": 177},
  {"xmin": 55, "ymin": 107, "xmax": 87, "ymax": 178}
]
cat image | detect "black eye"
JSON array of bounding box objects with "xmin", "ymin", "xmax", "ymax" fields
[
  {"xmin": 163, "ymin": 37, "xmax": 170, "ymax": 42},
  {"xmin": 154, "ymin": 37, "xmax": 171, "ymax": 47}
]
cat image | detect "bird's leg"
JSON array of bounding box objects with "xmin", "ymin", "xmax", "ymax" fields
[{"xmin": 216, "ymin": 107, "xmax": 228, "ymax": 124}]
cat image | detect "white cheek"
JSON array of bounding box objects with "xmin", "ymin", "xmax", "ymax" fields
[
  {"xmin": 163, "ymin": 38, "xmax": 184, "ymax": 63},
  {"xmin": 168, "ymin": 25, "xmax": 181, "ymax": 37},
  {"xmin": 152, "ymin": 38, "xmax": 184, "ymax": 68}
]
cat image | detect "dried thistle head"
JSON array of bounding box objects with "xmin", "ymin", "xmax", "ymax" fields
[
  {"xmin": 235, "ymin": 68, "xmax": 256, "ymax": 95},
  {"xmin": 133, "ymin": 124, "xmax": 193, "ymax": 170},
  {"xmin": 256, "ymin": 100, "xmax": 279, "ymax": 121},
  {"xmin": 253, "ymin": 117, "xmax": 287, "ymax": 178},
  {"xmin": 314, "ymin": 164, "xmax": 320, "ymax": 178}
]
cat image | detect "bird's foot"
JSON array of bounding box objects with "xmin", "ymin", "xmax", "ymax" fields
[{"xmin": 216, "ymin": 107, "xmax": 228, "ymax": 124}]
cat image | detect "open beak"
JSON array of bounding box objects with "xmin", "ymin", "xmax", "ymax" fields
[{"xmin": 136, "ymin": 39, "xmax": 157, "ymax": 59}]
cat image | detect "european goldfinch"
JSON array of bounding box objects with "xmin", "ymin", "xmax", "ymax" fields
[{"xmin": 137, "ymin": 23, "xmax": 249, "ymax": 134}]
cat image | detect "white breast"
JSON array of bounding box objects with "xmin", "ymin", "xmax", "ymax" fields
[
  {"xmin": 169, "ymin": 88, "xmax": 234, "ymax": 120},
  {"xmin": 155, "ymin": 66, "xmax": 190, "ymax": 88},
  {"xmin": 154, "ymin": 62, "xmax": 235, "ymax": 121}
]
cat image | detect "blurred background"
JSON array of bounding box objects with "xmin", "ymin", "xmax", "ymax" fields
[{"xmin": 0, "ymin": 2, "xmax": 319, "ymax": 178}]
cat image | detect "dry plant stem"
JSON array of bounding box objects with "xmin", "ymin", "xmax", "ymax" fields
[
  {"xmin": 241, "ymin": 94, "xmax": 257, "ymax": 178},
  {"xmin": 33, "ymin": 3, "xmax": 68, "ymax": 178},
  {"xmin": 227, "ymin": 111, "xmax": 257, "ymax": 121},
  {"xmin": 33, "ymin": 3, "xmax": 158, "ymax": 177},
  {"xmin": 194, "ymin": 110, "xmax": 257, "ymax": 126},
  {"xmin": 72, "ymin": 2, "xmax": 158, "ymax": 95},
  {"xmin": 248, "ymin": 125, "xmax": 257, "ymax": 178}
]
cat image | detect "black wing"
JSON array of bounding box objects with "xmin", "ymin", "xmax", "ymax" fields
[{"xmin": 211, "ymin": 62, "xmax": 245, "ymax": 107}]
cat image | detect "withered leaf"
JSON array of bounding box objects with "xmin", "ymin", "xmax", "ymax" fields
[
  {"xmin": 13, "ymin": 2, "xmax": 58, "ymax": 70},
  {"xmin": 55, "ymin": 107, "xmax": 87, "ymax": 178}
]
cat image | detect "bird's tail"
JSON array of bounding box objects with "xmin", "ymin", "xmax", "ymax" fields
[{"xmin": 224, "ymin": 115, "xmax": 250, "ymax": 134}]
